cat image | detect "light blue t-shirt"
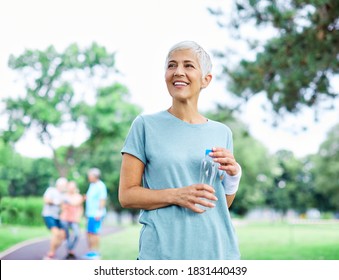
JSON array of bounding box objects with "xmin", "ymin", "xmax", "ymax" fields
[
  {"xmin": 85, "ymin": 180, "xmax": 107, "ymax": 218},
  {"xmin": 121, "ymin": 110, "xmax": 240, "ymax": 260}
]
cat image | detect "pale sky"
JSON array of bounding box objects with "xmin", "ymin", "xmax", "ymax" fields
[{"xmin": 1, "ymin": 0, "xmax": 338, "ymax": 158}]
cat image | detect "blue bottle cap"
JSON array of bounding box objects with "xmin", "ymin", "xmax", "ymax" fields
[{"xmin": 205, "ymin": 149, "xmax": 212, "ymax": 155}]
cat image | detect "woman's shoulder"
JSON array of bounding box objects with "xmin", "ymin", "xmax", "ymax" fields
[
  {"xmin": 138, "ymin": 110, "xmax": 167, "ymax": 120},
  {"xmin": 133, "ymin": 110, "xmax": 168, "ymax": 125},
  {"xmin": 207, "ymin": 119, "xmax": 233, "ymax": 134}
]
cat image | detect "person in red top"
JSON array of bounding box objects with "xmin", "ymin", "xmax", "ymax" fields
[{"xmin": 60, "ymin": 181, "xmax": 84, "ymax": 259}]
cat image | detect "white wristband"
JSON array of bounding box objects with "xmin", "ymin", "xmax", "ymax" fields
[{"xmin": 222, "ymin": 163, "xmax": 242, "ymax": 195}]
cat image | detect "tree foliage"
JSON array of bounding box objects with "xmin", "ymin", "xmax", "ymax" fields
[
  {"xmin": 312, "ymin": 123, "xmax": 339, "ymax": 211},
  {"xmin": 2, "ymin": 42, "xmax": 125, "ymax": 177},
  {"xmin": 267, "ymin": 150, "xmax": 316, "ymax": 214},
  {"xmin": 70, "ymin": 83, "xmax": 142, "ymax": 212},
  {"xmin": 0, "ymin": 139, "xmax": 57, "ymax": 198},
  {"xmin": 210, "ymin": 0, "xmax": 339, "ymax": 119}
]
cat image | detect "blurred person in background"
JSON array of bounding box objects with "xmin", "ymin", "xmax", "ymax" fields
[
  {"xmin": 83, "ymin": 168, "xmax": 107, "ymax": 260},
  {"xmin": 60, "ymin": 181, "xmax": 84, "ymax": 259},
  {"xmin": 42, "ymin": 177, "xmax": 68, "ymax": 260}
]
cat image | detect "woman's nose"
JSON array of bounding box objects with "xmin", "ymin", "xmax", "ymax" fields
[{"xmin": 174, "ymin": 65, "xmax": 184, "ymax": 76}]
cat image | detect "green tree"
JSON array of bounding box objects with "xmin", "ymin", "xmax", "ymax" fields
[
  {"xmin": 2, "ymin": 42, "xmax": 119, "ymax": 177},
  {"xmin": 312, "ymin": 123, "xmax": 339, "ymax": 212},
  {"xmin": 26, "ymin": 157, "xmax": 57, "ymax": 195},
  {"xmin": 71, "ymin": 83, "xmax": 141, "ymax": 215},
  {"xmin": 0, "ymin": 140, "xmax": 12, "ymax": 198},
  {"xmin": 267, "ymin": 150, "xmax": 315, "ymax": 215},
  {"xmin": 210, "ymin": 0, "xmax": 338, "ymax": 119},
  {"xmin": 0, "ymin": 139, "xmax": 56, "ymax": 197},
  {"xmin": 294, "ymin": 156, "xmax": 317, "ymax": 213}
]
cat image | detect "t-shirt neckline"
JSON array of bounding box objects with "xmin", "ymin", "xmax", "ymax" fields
[{"xmin": 163, "ymin": 110, "xmax": 210, "ymax": 127}]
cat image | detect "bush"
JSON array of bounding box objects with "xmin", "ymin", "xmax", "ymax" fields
[
  {"xmin": 0, "ymin": 196, "xmax": 44, "ymax": 226},
  {"xmin": 321, "ymin": 212, "xmax": 334, "ymax": 220}
]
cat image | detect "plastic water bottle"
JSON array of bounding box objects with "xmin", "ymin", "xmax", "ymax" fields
[
  {"xmin": 197, "ymin": 149, "xmax": 219, "ymax": 210},
  {"xmin": 200, "ymin": 149, "xmax": 218, "ymax": 186}
]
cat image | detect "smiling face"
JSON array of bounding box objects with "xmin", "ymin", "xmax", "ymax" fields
[{"xmin": 165, "ymin": 49, "xmax": 212, "ymax": 103}]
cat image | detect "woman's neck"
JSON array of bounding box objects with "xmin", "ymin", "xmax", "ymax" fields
[{"xmin": 167, "ymin": 104, "xmax": 207, "ymax": 124}]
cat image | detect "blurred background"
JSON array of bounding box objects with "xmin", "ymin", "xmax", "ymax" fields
[{"xmin": 0, "ymin": 0, "xmax": 338, "ymax": 260}]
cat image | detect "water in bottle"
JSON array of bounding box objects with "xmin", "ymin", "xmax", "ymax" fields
[{"xmin": 197, "ymin": 149, "xmax": 219, "ymax": 210}]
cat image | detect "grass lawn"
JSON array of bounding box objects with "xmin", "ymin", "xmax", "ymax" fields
[
  {"xmin": 100, "ymin": 221, "xmax": 339, "ymax": 260},
  {"xmin": 236, "ymin": 221, "xmax": 339, "ymax": 260},
  {"xmin": 101, "ymin": 224, "xmax": 140, "ymax": 260},
  {"xmin": 0, "ymin": 225, "xmax": 49, "ymax": 252}
]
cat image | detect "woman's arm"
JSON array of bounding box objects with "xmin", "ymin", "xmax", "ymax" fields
[
  {"xmin": 226, "ymin": 194, "xmax": 236, "ymax": 208},
  {"xmin": 118, "ymin": 153, "xmax": 217, "ymax": 213}
]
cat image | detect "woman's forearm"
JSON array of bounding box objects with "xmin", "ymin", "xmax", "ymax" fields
[
  {"xmin": 119, "ymin": 185, "xmax": 176, "ymax": 210},
  {"xmin": 119, "ymin": 153, "xmax": 176, "ymax": 210},
  {"xmin": 226, "ymin": 193, "xmax": 236, "ymax": 208}
]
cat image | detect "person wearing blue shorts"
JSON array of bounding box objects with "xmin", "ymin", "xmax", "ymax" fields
[
  {"xmin": 44, "ymin": 216, "xmax": 62, "ymax": 229},
  {"xmin": 42, "ymin": 177, "xmax": 68, "ymax": 260},
  {"xmin": 83, "ymin": 168, "xmax": 107, "ymax": 260},
  {"xmin": 87, "ymin": 217, "xmax": 102, "ymax": 234}
]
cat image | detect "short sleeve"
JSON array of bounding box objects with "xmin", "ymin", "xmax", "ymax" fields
[
  {"xmin": 99, "ymin": 183, "xmax": 108, "ymax": 199},
  {"xmin": 43, "ymin": 187, "xmax": 54, "ymax": 199},
  {"xmin": 121, "ymin": 115, "xmax": 147, "ymax": 164},
  {"xmin": 226, "ymin": 126, "xmax": 234, "ymax": 153}
]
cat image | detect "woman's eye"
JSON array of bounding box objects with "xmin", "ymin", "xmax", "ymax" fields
[
  {"xmin": 185, "ymin": 64, "xmax": 194, "ymax": 68},
  {"xmin": 168, "ymin": 64, "xmax": 176, "ymax": 68}
]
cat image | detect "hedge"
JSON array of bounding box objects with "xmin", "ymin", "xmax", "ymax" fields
[{"xmin": 0, "ymin": 196, "xmax": 44, "ymax": 226}]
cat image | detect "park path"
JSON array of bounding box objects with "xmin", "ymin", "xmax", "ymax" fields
[{"xmin": 0, "ymin": 225, "xmax": 123, "ymax": 260}]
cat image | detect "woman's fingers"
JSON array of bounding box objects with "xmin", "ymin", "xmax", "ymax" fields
[
  {"xmin": 210, "ymin": 147, "xmax": 239, "ymax": 176},
  {"xmin": 176, "ymin": 184, "xmax": 218, "ymax": 213}
]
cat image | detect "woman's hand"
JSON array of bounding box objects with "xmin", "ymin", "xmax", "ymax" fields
[
  {"xmin": 209, "ymin": 147, "xmax": 240, "ymax": 176},
  {"xmin": 173, "ymin": 184, "xmax": 218, "ymax": 213}
]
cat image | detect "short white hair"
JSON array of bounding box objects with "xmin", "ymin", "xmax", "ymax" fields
[
  {"xmin": 55, "ymin": 177, "xmax": 67, "ymax": 187},
  {"xmin": 165, "ymin": 40, "xmax": 212, "ymax": 78},
  {"xmin": 88, "ymin": 168, "xmax": 101, "ymax": 179}
]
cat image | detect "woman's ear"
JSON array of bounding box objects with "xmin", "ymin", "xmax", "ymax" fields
[{"xmin": 201, "ymin": 73, "xmax": 212, "ymax": 89}]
